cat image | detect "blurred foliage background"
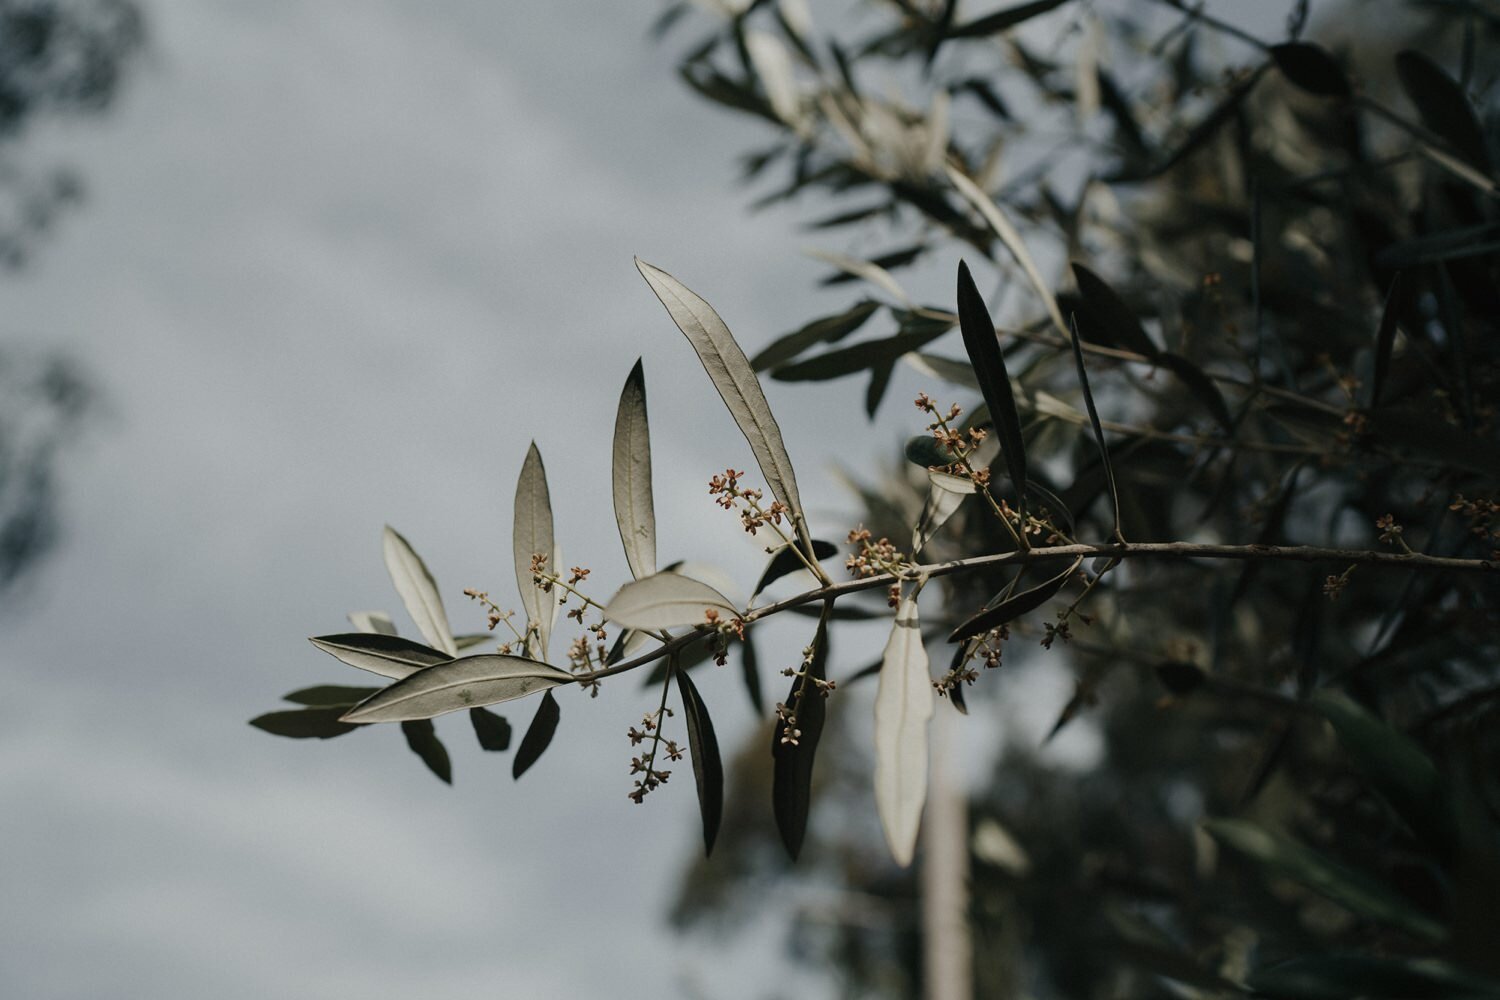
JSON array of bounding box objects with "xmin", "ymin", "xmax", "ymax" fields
[{"xmin": 656, "ymin": 1, "xmax": 1500, "ymax": 997}]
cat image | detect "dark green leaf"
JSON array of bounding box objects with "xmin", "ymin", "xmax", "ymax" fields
[
  {"xmin": 740, "ymin": 630, "xmax": 765, "ymax": 715},
  {"xmin": 250, "ymin": 707, "xmax": 361, "ymax": 740},
  {"xmin": 1108, "ymin": 66, "xmax": 1267, "ymax": 182},
  {"xmin": 805, "ymin": 204, "xmax": 889, "ymax": 231},
  {"xmin": 513, "ymin": 690, "xmax": 560, "ymax": 779},
  {"xmin": 1369, "ymin": 272, "xmax": 1405, "ymax": 409},
  {"xmin": 948, "ymin": 556, "xmax": 1083, "ymax": 642},
  {"xmin": 1396, "ymin": 49, "xmax": 1491, "ymax": 170},
  {"xmin": 1248, "ymin": 953, "xmax": 1500, "ymax": 1000},
  {"xmin": 1156, "ymin": 352, "xmax": 1235, "ymax": 434},
  {"xmin": 1375, "ymin": 221, "xmax": 1500, "ymax": 268},
  {"xmin": 676, "ymin": 669, "xmax": 724, "ymax": 855},
  {"xmin": 1067, "ymin": 314, "xmax": 1122, "ymax": 540},
  {"xmin": 283, "ymin": 684, "xmax": 380, "ymax": 707},
  {"xmin": 772, "ymin": 604, "xmax": 831, "ymax": 861},
  {"xmin": 469, "ymin": 706, "xmax": 511, "ymax": 752},
  {"xmin": 865, "ymin": 360, "xmax": 895, "ymax": 418},
  {"xmin": 819, "ymin": 245, "xmax": 924, "ymax": 285},
  {"xmin": 750, "ymin": 300, "xmax": 881, "ymax": 372},
  {"xmin": 1155, "ymin": 661, "xmax": 1206, "ymax": 696},
  {"xmin": 905, "ymin": 433, "xmax": 956, "ymax": 468},
  {"xmin": 1271, "ymin": 42, "xmax": 1350, "ymax": 98},
  {"xmin": 1070, "ymin": 263, "xmax": 1159, "ymax": 359},
  {"xmin": 956, "ymin": 260, "xmax": 1027, "ymax": 508},
  {"xmin": 770, "ymin": 326, "xmax": 951, "ymax": 382},
  {"xmin": 752, "ymin": 539, "xmax": 839, "ymax": 597},
  {"xmin": 946, "ymin": 0, "xmax": 1069, "ymax": 39},
  {"xmin": 401, "ymin": 719, "xmax": 452, "ymax": 784}
]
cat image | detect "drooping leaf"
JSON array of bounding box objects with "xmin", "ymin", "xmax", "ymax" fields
[
  {"xmin": 956, "ymin": 261, "xmax": 1028, "ymax": 509},
  {"xmin": 676, "ymin": 668, "xmax": 725, "ymax": 855},
  {"xmin": 1270, "ymin": 42, "xmax": 1350, "ymax": 98},
  {"xmin": 1368, "ymin": 272, "xmax": 1405, "ymax": 410},
  {"xmin": 773, "ymin": 604, "xmax": 831, "ymax": 861},
  {"xmin": 512, "ymin": 689, "xmax": 560, "ymax": 779},
  {"xmin": 340, "ymin": 654, "xmax": 572, "ymax": 724},
  {"xmin": 874, "ymin": 595, "xmax": 933, "ymax": 866},
  {"xmin": 308, "ymin": 632, "xmax": 451, "ymax": 680},
  {"xmin": 865, "ymin": 360, "xmax": 896, "ymax": 418},
  {"xmin": 946, "ymin": 0, "xmax": 1069, "ymax": 39},
  {"xmin": 740, "ymin": 630, "xmax": 765, "ymax": 716},
  {"xmin": 1203, "ymin": 818, "xmax": 1448, "ymax": 942},
  {"xmin": 948, "ymin": 556, "xmax": 1083, "ymax": 642},
  {"xmin": 1156, "ymin": 352, "xmax": 1235, "ymax": 435},
  {"xmin": 947, "ymin": 168, "xmax": 1068, "ymax": 336},
  {"xmin": 636, "ymin": 258, "xmax": 814, "ymax": 555},
  {"xmin": 400, "ymin": 719, "xmax": 451, "ymax": 784},
  {"xmin": 347, "ymin": 610, "xmax": 397, "ymax": 635},
  {"xmin": 752, "ymin": 539, "xmax": 839, "ymax": 598},
  {"xmin": 750, "ymin": 300, "xmax": 881, "ymax": 371},
  {"xmin": 1070, "ymin": 263, "xmax": 1159, "ymax": 358},
  {"xmin": 250, "ymin": 707, "xmax": 361, "ymax": 740},
  {"xmin": 513, "ymin": 442, "xmax": 556, "ymax": 659},
  {"xmin": 604, "ymin": 569, "xmax": 738, "ymax": 631},
  {"xmin": 283, "ymin": 684, "xmax": 379, "ymax": 707},
  {"xmin": 913, "ymin": 469, "xmax": 972, "ymax": 554},
  {"xmin": 469, "ymin": 706, "xmax": 512, "ymax": 752},
  {"xmin": 382, "ymin": 526, "xmax": 456, "ymax": 657},
  {"xmin": 1068, "ymin": 314, "xmax": 1123, "ymax": 539},
  {"xmin": 612, "ymin": 360, "xmax": 657, "ymax": 581},
  {"xmin": 1396, "ymin": 49, "xmax": 1491, "ymax": 171}
]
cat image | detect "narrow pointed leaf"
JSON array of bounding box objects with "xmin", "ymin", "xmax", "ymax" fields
[
  {"xmin": 676, "ymin": 669, "xmax": 724, "ymax": 855},
  {"xmin": 773, "ymin": 604, "xmax": 831, "ymax": 861},
  {"xmin": 636, "ymin": 260, "xmax": 813, "ymax": 556},
  {"xmin": 947, "ymin": 168, "xmax": 1068, "ymax": 336},
  {"xmin": 348, "ymin": 610, "xmax": 397, "ymax": 635},
  {"xmin": 805, "ymin": 248, "xmax": 911, "ymax": 303},
  {"xmin": 382, "ymin": 526, "xmax": 456, "ymax": 657},
  {"xmin": 1107, "ymin": 66, "xmax": 1268, "ymax": 182},
  {"xmin": 948, "ymin": 556, "xmax": 1083, "ymax": 642},
  {"xmin": 513, "ymin": 690, "xmax": 560, "ymax": 779},
  {"xmin": 454, "ymin": 633, "xmax": 495, "ymax": 651},
  {"xmin": 913, "ymin": 470, "xmax": 972, "ymax": 554},
  {"xmin": 309, "ymin": 632, "xmax": 451, "ymax": 680},
  {"xmin": 469, "ymin": 706, "xmax": 512, "ymax": 751},
  {"xmin": 874, "ymin": 596, "xmax": 933, "ymax": 866},
  {"xmin": 1070, "ymin": 263, "xmax": 1159, "ymax": 358},
  {"xmin": 947, "ymin": 0, "xmax": 1068, "ymax": 38},
  {"xmin": 751, "ymin": 301, "xmax": 881, "ymax": 371},
  {"xmin": 752, "ymin": 539, "xmax": 838, "ymax": 598},
  {"xmin": 401, "ymin": 719, "xmax": 451, "ymax": 784},
  {"xmin": 612, "ymin": 360, "xmax": 657, "ymax": 581},
  {"xmin": 1156, "ymin": 352, "xmax": 1235, "ymax": 434},
  {"xmin": 956, "ymin": 261, "xmax": 1028, "ymax": 508},
  {"xmin": 1270, "ymin": 42, "xmax": 1350, "ymax": 98},
  {"xmin": 741, "ymin": 631, "xmax": 765, "ymax": 715},
  {"xmin": 1397, "ymin": 50, "xmax": 1491, "ymax": 171},
  {"xmin": 865, "ymin": 360, "xmax": 895, "ymax": 418},
  {"xmin": 604, "ymin": 570, "xmax": 738, "ymax": 631},
  {"xmin": 513, "ymin": 442, "xmax": 555, "ymax": 658},
  {"xmin": 250, "ymin": 707, "xmax": 361, "ymax": 740},
  {"xmin": 1068, "ymin": 315, "xmax": 1122, "ymax": 539},
  {"xmin": 1369, "ymin": 272, "xmax": 1404, "ymax": 410},
  {"xmin": 771, "ymin": 326, "xmax": 953, "ymax": 382},
  {"xmin": 283, "ymin": 684, "xmax": 379, "ymax": 707},
  {"xmin": 340, "ymin": 654, "xmax": 572, "ymax": 723},
  {"xmin": 1204, "ymin": 818, "xmax": 1447, "ymax": 942}
]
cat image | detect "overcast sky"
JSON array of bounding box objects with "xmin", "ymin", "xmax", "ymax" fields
[{"xmin": 0, "ymin": 1, "xmax": 1295, "ymax": 997}]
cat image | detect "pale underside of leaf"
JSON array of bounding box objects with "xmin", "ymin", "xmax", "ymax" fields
[
  {"xmin": 603, "ymin": 570, "xmax": 739, "ymax": 631},
  {"xmin": 513, "ymin": 442, "xmax": 555, "ymax": 658},
  {"xmin": 613, "ymin": 359, "xmax": 657, "ymax": 581},
  {"xmin": 341, "ymin": 654, "xmax": 572, "ymax": 723},
  {"xmin": 309, "ymin": 632, "xmax": 452, "ymax": 680},
  {"xmin": 803, "ymin": 248, "xmax": 912, "ymax": 304},
  {"xmin": 635, "ymin": 258, "xmax": 814, "ymax": 556},
  {"xmin": 348, "ymin": 610, "xmax": 397, "ymax": 635},
  {"xmin": 912, "ymin": 470, "xmax": 972, "ymax": 554},
  {"xmin": 874, "ymin": 597, "xmax": 933, "ymax": 866},
  {"xmin": 382, "ymin": 526, "xmax": 457, "ymax": 657}
]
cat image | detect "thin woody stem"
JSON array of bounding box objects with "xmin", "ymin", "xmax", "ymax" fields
[{"xmin": 575, "ymin": 541, "xmax": 1493, "ymax": 685}]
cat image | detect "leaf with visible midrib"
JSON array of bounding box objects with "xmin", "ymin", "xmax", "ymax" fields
[
  {"xmin": 612, "ymin": 360, "xmax": 657, "ymax": 581},
  {"xmin": 382, "ymin": 526, "xmax": 456, "ymax": 657},
  {"xmin": 513, "ymin": 690, "xmax": 560, "ymax": 779},
  {"xmin": 636, "ymin": 258, "xmax": 814, "ymax": 555},
  {"xmin": 604, "ymin": 570, "xmax": 738, "ymax": 631},
  {"xmin": 874, "ymin": 596, "xmax": 933, "ymax": 866},
  {"xmin": 773, "ymin": 605, "xmax": 832, "ymax": 861},
  {"xmin": 513, "ymin": 442, "xmax": 555, "ymax": 658},
  {"xmin": 956, "ymin": 261, "xmax": 1028, "ymax": 510},
  {"xmin": 308, "ymin": 632, "xmax": 452, "ymax": 680},
  {"xmin": 340, "ymin": 654, "xmax": 572, "ymax": 723},
  {"xmin": 676, "ymin": 669, "xmax": 724, "ymax": 855}
]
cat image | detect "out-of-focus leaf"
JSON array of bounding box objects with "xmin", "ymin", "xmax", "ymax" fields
[
  {"xmin": 1155, "ymin": 661, "xmax": 1206, "ymax": 696},
  {"xmin": 956, "ymin": 261, "xmax": 1028, "ymax": 508},
  {"xmin": 874, "ymin": 595, "xmax": 933, "ymax": 866},
  {"xmin": 948, "ymin": 556, "xmax": 1083, "ymax": 642},
  {"xmin": 1203, "ymin": 818, "xmax": 1448, "ymax": 942},
  {"xmin": 1366, "ymin": 408, "xmax": 1500, "ymax": 475},
  {"xmin": 1396, "ymin": 49, "xmax": 1491, "ymax": 170},
  {"xmin": 340, "ymin": 654, "xmax": 572, "ymax": 723},
  {"xmin": 250, "ymin": 708, "xmax": 361, "ymax": 740},
  {"xmin": 953, "ymin": 77, "xmax": 1011, "ymax": 119},
  {"xmin": 745, "ymin": 30, "xmax": 802, "ymax": 127},
  {"xmin": 454, "ymin": 633, "xmax": 494, "ymax": 651},
  {"xmin": 678, "ymin": 62, "xmax": 778, "ymax": 123},
  {"xmin": 1108, "ymin": 65, "xmax": 1268, "ymax": 182},
  {"xmin": 308, "ymin": 632, "xmax": 451, "ymax": 680},
  {"xmin": 1375, "ymin": 221, "xmax": 1500, "ymax": 268},
  {"xmin": 513, "ymin": 442, "xmax": 555, "ymax": 659},
  {"xmin": 1068, "ymin": 314, "xmax": 1122, "ymax": 539},
  {"xmin": 913, "ymin": 470, "xmax": 971, "ymax": 554},
  {"xmin": 613, "ymin": 359, "xmax": 657, "ymax": 581},
  {"xmin": 283, "ymin": 685, "xmax": 379, "ymax": 707},
  {"xmin": 752, "ymin": 539, "xmax": 838, "ymax": 598},
  {"xmin": 741, "ymin": 630, "xmax": 765, "ymax": 715},
  {"xmin": 676, "ymin": 668, "xmax": 724, "ymax": 855},
  {"xmin": 1157, "ymin": 352, "xmax": 1235, "ymax": 434},
  {"xmin": 750, "ymin": 300, "xmax": 880, "ymax": 371},
  {"xmin": 382, "ymin": 526, "xmax": 456, "ymax": 657},
  {"xmin": 400, "ymin": 719, "xmax": 451, "ymax": 784},
  {"xmin": 1271, "ymin": 42, "xmax": 1350, "ymax": 97},
  {"xmin": 469, "ymin": 706, "xmax": 511, "ymax": 752},
  {"xmin": 1248, "ymin": 953, "xmax": 1500, "ymax": 1000},
  {"xmin": 906, "ymin": 352, "xmax": 980, "ymax": 390},
  {"xmin": 1369, "ymin": 272, "xmax": 1404, "ymax": 409},
  {"xmin": 808, "ymin": 247, "xmax": 915, "ymax": 301},
  {"xmin": 636, "ymin": 258, "xmax": 814, "ymax": 555},
  {"xmin": 865, "ymin": 360, "xmax": 895, "ymax": 418},
  {"xmin": 347, "ymin": 610, "xmax": 397, "ymax": 635},
  {"xmin": 1070, "ymin": 263, "xmax": 1159, "ymax": 358},
  {"xmin": 771, "ymin": 326, "xmax": 953, "ymax": 382},
  {"xmin": 773, "ymin": 604, "xmax": 831, "ymax": 861},
  {"xmin": 947, "ymin": 168, "xmax": 1068, "ymax": 335},
  {"xmin": 604, "ymin": 570, "xmax": 738, "ymax": 630},
  {"xmin": 946, "ymin": 0, "xmax": 1069, "ymax": 38},
  {"xmin": 905, "ymin": 433, "xmax": 957, "ymax": 468},
  {"xmin": 513, "ymin": 689, "xmax": 560, "ymax": 779}
]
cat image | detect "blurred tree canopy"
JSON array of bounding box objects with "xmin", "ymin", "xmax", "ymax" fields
[{"xmin": 655, "ymin": 1, "xmax": 1500, "ymax": 997}]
